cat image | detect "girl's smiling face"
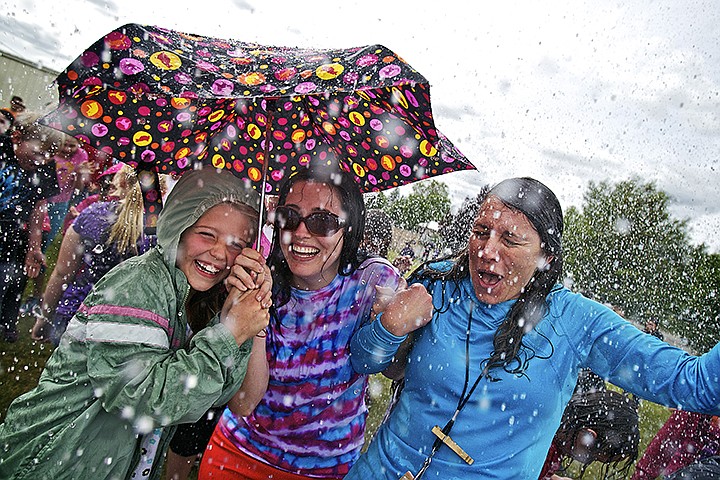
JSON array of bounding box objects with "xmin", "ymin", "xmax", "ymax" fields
[
  {"xmin": 279, "ymin": 180, "xmax": 346, "ymax": 290},
  {"xmin": 468, "ymin": 196, "xmax": 548, "ymax": 304},
  {"xmin": 176, "ymin": 203, "xmax": 255, "ymax": 292}
]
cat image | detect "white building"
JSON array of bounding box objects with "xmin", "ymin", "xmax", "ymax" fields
[{"xmin": 0, "ymin": 49, "xmax": 58, "ymax": 113}]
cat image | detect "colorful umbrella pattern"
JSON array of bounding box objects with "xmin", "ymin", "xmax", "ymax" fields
[{"xmin": 42, "ymin": 23, "xmax": 474, "ymax": 228}]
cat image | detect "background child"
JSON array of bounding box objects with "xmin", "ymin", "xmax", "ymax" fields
[
  {"xmin": 30, "ymin": 164, "xmax": 151, "ymax": 344},
  {"xmin": 0, "ymin": 112, "xmax": 62, "ymax": 342}
]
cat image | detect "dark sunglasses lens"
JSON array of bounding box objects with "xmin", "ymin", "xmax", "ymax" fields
[
  {"xmin": 275, "ymin": 207, "xmax": 301, "ymax": 230},
  {"xmin": 305, "ymin": 213, "xmax": 340, "ymax": 236}
]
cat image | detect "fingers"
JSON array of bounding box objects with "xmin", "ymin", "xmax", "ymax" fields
[
  {"xmin": 225, "ymin": 266, "xmax": 257, "ymax": 292},
  {"xmin": 226, "ymin": 286, "xmax": 270, "ymax": 313},
  {"xmin": 24, "ymin": 250, "xmax": 46, "ymax": 278},
  {"xmin": 381, "ymin": 284, "xmax": 434, "ymax": 336},
  {"xmin": 25, "ymin": 263, "xmax": 39, "ymax": 278},
  {"xmin": 221, "ymin": 287, "xmax": 271, "ymax": 345},
  {"xmin": 255, "ymin": 277, "xmax": 273, "ymax": 309},
  {"xmin": 31, "ymin": 320, "xmax": 50, "ymax": 341},
  {"xmin": 225, "ymin": 248, "xmax": 269, "ymax": 292}
]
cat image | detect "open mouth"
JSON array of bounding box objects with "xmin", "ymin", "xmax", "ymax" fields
[
  {"xmin": 290, "ymin": 244, "xmax": 320, "ymax": 258},
  {"xmin": 477, "ymin": 270, "xmax": 502, "ymax": 289},
  {"xmin": 195, "ymin": 260, "xmax": 221, "ymax": 276}
]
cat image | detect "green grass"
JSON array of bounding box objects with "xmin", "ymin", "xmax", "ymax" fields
[{"xmin": 0, "ymin": 313, "xmax": 55, "ymax": 422}]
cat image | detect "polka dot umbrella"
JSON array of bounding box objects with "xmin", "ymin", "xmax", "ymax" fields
[{"xmin": 41, "ymin": 23, "xmax": 475, "ymax": 236}]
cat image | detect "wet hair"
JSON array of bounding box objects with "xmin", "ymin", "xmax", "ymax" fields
[
  {"xmin": 267, "ymin": 167, "xmax": 366, "ymax": 310},
  {"xmin": 553, "ymin": 390, "xmax": 640, "ymax": 479},
  {"xmin": 413, "ymin": 177, "xmax": 563, "ymax": 376},
  {"xmin": 666, "ymin": 456, "xmax": 720, "ymax": 480},
  {"xmin": 107, "ymin": 166, "xmax": 144, "ymax": 255},
  {"xmin": 186, "ymin": 283, "xmax": 226, "ymax": 334}
]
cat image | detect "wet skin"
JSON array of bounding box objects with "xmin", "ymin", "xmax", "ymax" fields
[
  {"xmin": 176, "ymin": 203, "xmax": 255, "ymax": 292},
  {"xmin": 468, "ymin": 196, "xmax": 549, "ymax": 304},
  {"xmin": 279, "ymin": 180, "xmax": 346, "ymax": 291}
]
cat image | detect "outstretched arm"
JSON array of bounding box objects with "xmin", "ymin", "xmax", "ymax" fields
[{"xmin": 32, "ymin": 226, "xmax": 84, "ymax": 340}]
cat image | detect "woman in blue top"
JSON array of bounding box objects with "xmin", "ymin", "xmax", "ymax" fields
[{"xmin": 347, "ymin": 177, "xmax": 720, "ymax": 480}]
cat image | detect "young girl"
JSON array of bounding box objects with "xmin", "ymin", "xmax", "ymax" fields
[
  {"xmin": 198, "ymin": 168, "xmax": 433, "ymax": 479},
  {"xmin": 31, "ymin": 164, "xmax": 151, "ymax": 345},
  {"xmin": 0, "ymin": 168, "xmax": 272, "ymax": 480}
]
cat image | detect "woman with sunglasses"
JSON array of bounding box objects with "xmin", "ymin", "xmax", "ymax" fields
[{"xmin": 198, "ymin": 167, "xmax": 433, "ymax": 480}]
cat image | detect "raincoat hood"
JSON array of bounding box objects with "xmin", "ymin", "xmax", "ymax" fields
[{"xmin": 156, "ymin": 168, "xmax": 261, "ymax": 269}]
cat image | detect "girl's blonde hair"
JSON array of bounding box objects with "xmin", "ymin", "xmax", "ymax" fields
[{"xmin": 107, "ymin": 165, "xmax": 144, "ymax": 255}]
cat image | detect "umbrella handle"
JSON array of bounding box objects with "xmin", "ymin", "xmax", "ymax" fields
[
  {"xmin": 138, "ymin": 169, "xmax": 162, "ymax": 236},
  {"xmin": 256, "ymin": 100, "xmax": 274, "ymax": 256}
]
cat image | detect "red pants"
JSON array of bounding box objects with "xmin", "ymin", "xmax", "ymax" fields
[{"xmin": 198, "ymin": 426, "xmax": 341, "ymax": 480}]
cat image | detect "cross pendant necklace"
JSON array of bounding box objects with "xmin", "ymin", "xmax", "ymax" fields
[{"xmin": 402, "ymin": 302, "xmax": 486, "ymax": 480}]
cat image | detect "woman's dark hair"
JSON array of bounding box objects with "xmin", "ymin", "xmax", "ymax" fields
[
  {"xmin": 554, "ymin": 389, "xmax": 640, "ymax": 479},
  {"xmin": 267, "ymin": 167, "xmax": 366, "ymax": 311},
  {"xmin": 413, "ymin": 177, "xmax": 564, "ymax": 375},
  {"xmin": 666, "ymin": 456, "xmax": 720, "ymax": 480},
  {"xmin": 186, "ymin": 283, "xmax": 226, "ymax": 334}
]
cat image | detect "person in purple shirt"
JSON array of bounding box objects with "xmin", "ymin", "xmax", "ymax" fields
[
  {"xmin": 31, "ymin": 164, "xmax": 152, "ymax": 344},
  {"xmin": 199, "ymin": 167, "xmax": 432, "ymax": 480}
]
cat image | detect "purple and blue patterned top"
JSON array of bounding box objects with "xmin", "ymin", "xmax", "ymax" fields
[
  {"xmin": 53, "ymin": 200, "xmax": 153, "ymax": 344},
  {"xmin": 218, "ymin": 257, "xmax": 400, "ymax": 478}
]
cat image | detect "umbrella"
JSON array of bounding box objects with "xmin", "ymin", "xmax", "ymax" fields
[{"xmin": 41, "ymin": 23, "xmax": 475, "ymax": 235}]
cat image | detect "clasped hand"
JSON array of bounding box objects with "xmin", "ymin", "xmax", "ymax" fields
[
  {"xmin": 220, "ymin": 248, "xmax": 272, "ymax": 345},
  {"xmin": 373, "ymin": 277, "xmax": 433, "ymax": 337}
]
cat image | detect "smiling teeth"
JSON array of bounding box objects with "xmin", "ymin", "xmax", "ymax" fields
[
  {"xmin": 291, "ymin": 245, "xmax": 319, "ymax": 255},
  {"xmin": 196, "ymin": 261, "xmax": 220, "ymax": 274}
]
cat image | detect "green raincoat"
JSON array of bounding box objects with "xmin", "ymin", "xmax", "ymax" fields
[{"xmin": 0, "ymin": 168, "xmax": 261, "ymax": 480}]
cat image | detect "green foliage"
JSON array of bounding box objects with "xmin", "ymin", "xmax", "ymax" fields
[
  {"xmin": 365, "ymin": 190, "xmax": 390, "ymax": 211},
  {"xmin": 369, "ymin": 180, "xmax": 451, "ymax": 231},
  {"xmin": 438, "ymin": 191, "xmax": 487, "ymax": 253},
  {"xmin": 564, "ymin": 178, "xmax": 720, "ymax": 351},
  {"xmin": 674, "ymin": 248, "xmax": 720, "ymax": 352}
]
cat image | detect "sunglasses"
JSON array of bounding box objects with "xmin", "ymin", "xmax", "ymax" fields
[{"xmin": 274, "ymin": 206, "xmax": 347, "ymax": 237}]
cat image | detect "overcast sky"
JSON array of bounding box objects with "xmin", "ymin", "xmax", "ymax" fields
[{"xmin": 1, "ymin": 0, "xmax": 719, "ymax": 251}]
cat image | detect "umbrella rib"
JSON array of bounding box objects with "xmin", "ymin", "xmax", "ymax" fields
[{"xmin": 299, "ymin": 96, "xmax": 349, "ymax": 170}]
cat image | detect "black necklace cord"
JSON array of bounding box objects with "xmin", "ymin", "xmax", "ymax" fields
[{"xmin": 412, "ymin": 302, "xmax": 489, "ymax": 480}]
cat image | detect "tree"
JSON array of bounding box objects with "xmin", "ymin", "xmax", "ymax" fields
[
  {"xmin": 438, "ymin": 187, "xmax": 489, "ymax": 253},
  {"xmin": 379, "ymin": 180, "xmax": 451, "ymax": 231},
  {"xmin": 563, "ymin": 179, "xmax": 695, "ymax": 330},
  {"xmin": 365, "ymin": 191, "xmax": 389, "ymax": 211},
  {"xmin": 679, "ymin": 248, "xmax": 720, "ymax": 352}
]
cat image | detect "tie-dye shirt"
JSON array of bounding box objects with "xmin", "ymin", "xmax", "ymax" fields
[{"xmin": 218, "ymin": 257, "xmax": 400, "ymax": 478}]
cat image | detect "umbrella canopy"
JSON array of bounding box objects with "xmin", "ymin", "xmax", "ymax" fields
[{"xmin": 42, "ymin": 23, "xmax": 474, "ymax": 232}]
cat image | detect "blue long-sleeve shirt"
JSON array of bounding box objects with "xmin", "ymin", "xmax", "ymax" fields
[{"xmin": 348, "ymin": 265, "xmax": 720, "ymax": 479}]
